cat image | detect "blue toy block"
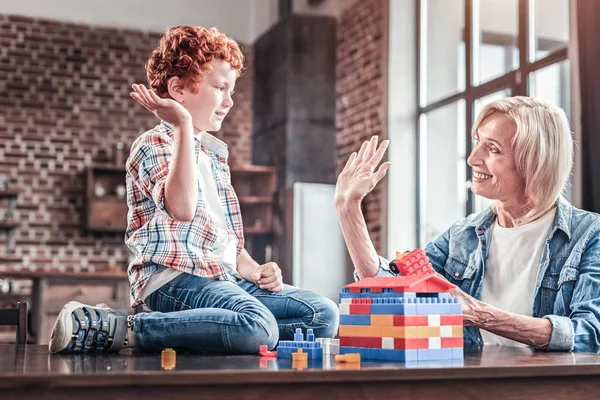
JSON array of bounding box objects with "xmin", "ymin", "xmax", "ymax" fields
[
  {"xmin": 370, "ymin": 303, "xmax": 416, "ymax": 315},
  {"xmin": 452, "ymin": 347, "xmax": 464, "ymax": 359},
  {"xmin": 417, "ymin": 292, "xmax": 452, "ymax": 299},
  {"xmin": 339, "ymin": 315, "xmax": 371, "ymax": 326},
  {"xmin": 451, "ymin": 302, "xmax": 462, "ymax": 314},
  {"xmin": 276, "ymin": 328, "xmax": 323, "ymax": 359},
  {"xmin": 339, "ymin": 346, "xmax": 372, "ymax": 360},
  {"xmin": 294, "ymin": 328, "xmax": 304, "ymax": 341},
  {"xmin": 338, "ymin": 291, "xmax": 417, "ymax": 303},
  {"xmin": 340, "ymin": 346, "xmax": 419, "ymax": 362},
  {"xmin": 417, "ymin": 348, "xmax": 453, "ymax": 361},
  {"xmin": 278, "ymin": 340, "xmax": 321, "ymax": 349},
  {"xmin": 276, "ymin": 346, "xmax": 323, "ymax": 360},
  {"xmin": 415, "ymin": 297, "xmax": 462, "ymax": 315}
]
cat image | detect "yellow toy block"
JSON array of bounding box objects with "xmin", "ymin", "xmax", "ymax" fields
[
  {"xmin": 339, "ymin": 325, "xmax": 383, "ymax": 337},
  {"xmin": 452, "ymin": 325, "xmax": 464, "ymax": 337},
  {"xmin": 370, "ymin": 314, "xmax": 394, "ymax": 326},
  {"xmin": 417, "ymin": 326, "xmax": 441, "ymax": 338}
]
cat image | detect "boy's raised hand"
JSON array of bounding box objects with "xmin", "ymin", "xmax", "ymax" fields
[{"xmin": 130, "ymin": 84, "xmax": 192, "ymax": 127}]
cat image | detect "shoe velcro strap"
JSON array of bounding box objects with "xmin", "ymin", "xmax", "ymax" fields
[{"xmin": 107, "ymin": 315, "xmax": 127, "ymax": 352}]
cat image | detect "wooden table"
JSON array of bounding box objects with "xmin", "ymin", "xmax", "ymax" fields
[
  {"xmin": 0, "ymin": 269, "xmax": 129, "ymax": 344},
  {"xmin": 1, "ymin": 345, "xmax": 599, "ymax": 399}
]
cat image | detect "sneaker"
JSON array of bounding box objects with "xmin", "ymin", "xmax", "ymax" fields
[{"xmin": 49, "ymin": 301, "xmax": 129, "ymax": 354}]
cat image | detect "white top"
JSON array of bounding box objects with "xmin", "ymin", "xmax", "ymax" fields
[
  {"xmin": 480, "ymin": 208, "xmax": 556, "ymax": 347},
  {"xmin": 140, "ymin": 139, "xmax": 240, "ymax": 302}
]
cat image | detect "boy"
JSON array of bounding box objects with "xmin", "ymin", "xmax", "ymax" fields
[{"xmin": 49, "ymin": 26, "xmax": 338, "ymax": 354}]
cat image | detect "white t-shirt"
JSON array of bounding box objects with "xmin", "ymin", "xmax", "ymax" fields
[
  {"xmin": 480, "ymin": 208, "xmax": 556, "ymax": 347},
  {"xmin": 140, "ymin": 140, "xmax": 239, "ymax": 302}
]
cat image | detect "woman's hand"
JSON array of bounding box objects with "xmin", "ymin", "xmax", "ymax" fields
[
  {"xmin": 335, "ymin": 135, "xmax": 391, "ymax": 206},
  {"xmin": 130, "ymin": 84, "xmax": 192, "ymax": 127}
]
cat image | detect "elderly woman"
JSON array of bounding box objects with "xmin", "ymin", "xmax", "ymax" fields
[{"xmin": 335, "ymin": 96, "xmax": 600, "ymax": 352}]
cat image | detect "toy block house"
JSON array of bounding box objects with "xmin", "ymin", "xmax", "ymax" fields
[{"xmin": 338, "ymin": 249, "xmax": 464, "ymax": 362}]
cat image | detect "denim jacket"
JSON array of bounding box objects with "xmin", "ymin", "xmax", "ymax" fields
[{"xmin": 372, "ymin": 196, "xmax": 600, "ymax": 352}]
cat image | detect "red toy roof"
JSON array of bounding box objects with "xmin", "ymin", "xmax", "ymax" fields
[{"xmin": 344, "ymin": 275, "xmax": 455, "ymax": 293}]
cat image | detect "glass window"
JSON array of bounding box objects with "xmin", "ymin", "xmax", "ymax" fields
[
  {"xmin": 420, "ymin": 100, "xmax": 466, "ymax": 244},
  {"xmin": 529, "ymin": 60, "xmax": 570, "ymax": 115},
  {"xmin": 531, "ymin": 0, "xmax": 569, "ymax": 61},
  {"xmin": 473, "ymin": 0, "xmax": 519, "ymax": 85},
  {"xmin": 421, "ymin": 0, "xmax": 465, "ymax": 105}
]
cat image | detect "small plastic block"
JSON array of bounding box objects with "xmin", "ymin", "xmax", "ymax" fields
[
  {"xmin": 292, "ymin": 348, "xmax": 308, "ymax": 362},
  {"xmin": 341, "ymin": 346, "xmax": 419, "ymax": 362},
  {"xmin": 441, "ymin": 337, "xmax": 463, "ymax": 348},
  {"xmin": 452, "ymin": 347, "xmax": 464, "ymax": 359},
  {"xmin": 340, "ymin": 336, "xmax": 382, "ymax": 348},
  {"xmin": 393, "ymin": 338, "xmax": 429, "ymax": 350},
  {"xmin": 415, "ymin": 298, "xmax": 457, "ymax": 315},
  {"xmin": 316, "ymin": 337, "xmax": 331, "ymax": 355},
  {"xmin": 294, "ymin": 328, "xmax": 304, "ymax": 341},
  {"xmin": 331, "ymin": 338, "xmax": 340, "ymax": 355},
  {"xmin": 340, "ymin": 314, "xmax": 371, "ymax": 326},
  {"xmin": 371, "ymin": 302, "xmax": 416, "ymax": 315},
  {"xmin": 349, "ymin": 304, "xmax": 371, "ymax": 315},
  {"xmin": 277, "ymin": 328, "xmax": 323, "ymax": 359},
  {"xmin": 440, "ymin": 315, "xmax": 463, "ymax": 325},
  {"xmin": 417, "ymin": 348, "xmax": 453, "ymax": 361},
  {"xmin": 161, "ymin": 348, "xmax": 176, "ymax": 371},
  {"xmin": 339, "ymin": 303, "xmax": 350, "ymax": 315},
  {"xmin": 259, "ymin": 344, "xmax": 276, "ymax": 358},
  {"xmin": 292, "ymin": 359, "xmax": 308, "ymax": 370},
  {"xmin": 335, "ymin": 353, "xmax": 361, "ymax": 363},
  {"xmin": 393, "ymin": 315, "xmax": 429, "ymax": 326}
]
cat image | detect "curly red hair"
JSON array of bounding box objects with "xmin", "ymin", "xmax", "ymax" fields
[{"xmin": 146, "ymin": 26, "xmax": 244, "ymax": 98}]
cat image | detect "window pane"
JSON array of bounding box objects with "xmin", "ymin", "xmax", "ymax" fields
[
  {"xmin": 421, "ymin": 0, "xmax": 465, "ymax": 105},
  {"xmin": 472, "ymin": 89, "xmax": 511, "ymax": 213},
  {"xmin": 529, "ymin": 60, "xmax": 570, "ymax": 116},
  {"xmin": 474, "ymin": 0, "xmax": 519, "ymax": 86},
  {"xmin": 420, "ymin": 101, "xmax": 466, "ymax": 244},
  {"xmin": 532, "ymin": 0, "xmax": 569, "ymax": 61}
]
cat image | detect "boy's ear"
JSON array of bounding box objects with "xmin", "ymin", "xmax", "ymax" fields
[{"xmin": 167, "ymin": 76, "xmax": 185, "ymax": 102}]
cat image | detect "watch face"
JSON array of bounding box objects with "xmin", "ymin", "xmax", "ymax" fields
[{"xmin": 389, "ymin": 261, "xmax": 399, "ymax": 274}]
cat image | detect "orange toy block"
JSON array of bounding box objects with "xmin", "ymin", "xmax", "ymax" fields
[
  {"xmin": 161, "ymin": 348, "xmax": 176, "ymax": 371},
  {"xmin": 292, "ymin": 348, "xmax": 308, "ymax": 362},
  {"xmin": 335, "ymin": 353, "xmax": 361, "ymax": 363}
]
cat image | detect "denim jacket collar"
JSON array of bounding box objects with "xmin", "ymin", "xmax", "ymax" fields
[{"xmin": 468, "ymin": 196, "xmax": 572, "ymax": 240}]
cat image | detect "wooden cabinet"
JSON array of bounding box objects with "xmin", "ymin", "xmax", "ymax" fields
[
  {"xmin": 85, "ymin": 166, "xmax": 128, "ymax": 233},
  {"xmin": 83, "ymin": 164, "xmax": 277, "ymax": 237},
  {"xmin": 230, "ymin": 165, "xmax": 277, "ymax": 234}
]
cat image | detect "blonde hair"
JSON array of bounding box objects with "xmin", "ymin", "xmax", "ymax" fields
[{"xmin": 472, "ymin": 96, "xmax": 573, "ymax": 225}]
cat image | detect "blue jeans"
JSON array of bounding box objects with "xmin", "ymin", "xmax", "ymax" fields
[{"xmin": 135, "ymin": 273, "xmax": 339, "ymax": 353}]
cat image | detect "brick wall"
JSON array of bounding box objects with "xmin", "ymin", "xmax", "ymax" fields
[
  {"xmin": 0, "ymin": 14, "xmax": 253, "ymax": 273},
  {"xmin": 336, "ymin": 0, "xmax": 386, "ymax": 252}
]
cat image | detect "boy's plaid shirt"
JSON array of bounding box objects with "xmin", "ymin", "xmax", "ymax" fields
[{"xmin": 124, "ymin": 121, "xmax": 244, "ymax": 306}]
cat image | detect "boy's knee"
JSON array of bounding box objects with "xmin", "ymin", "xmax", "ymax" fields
[
  {"xmin": 239, "ymin": 308, "xmax": 279, "ymax": 352},
  {"xmin": 319, "ymin": 297, "xmax": 340, "ymax": 337}
]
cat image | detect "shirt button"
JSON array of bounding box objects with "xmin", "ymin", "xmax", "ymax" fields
[{"xmin": 455, "ymin": 272, "xmax": 460, "ymax": 277}]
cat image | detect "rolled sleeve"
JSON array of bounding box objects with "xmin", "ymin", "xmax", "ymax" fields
[
  {"xmin": 544, "ymin": 315, "xmax": 575, "ymax": 351},
  {"xmin": 353, "ymin": 256, "xmax": 400, "ymax": 281}
]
